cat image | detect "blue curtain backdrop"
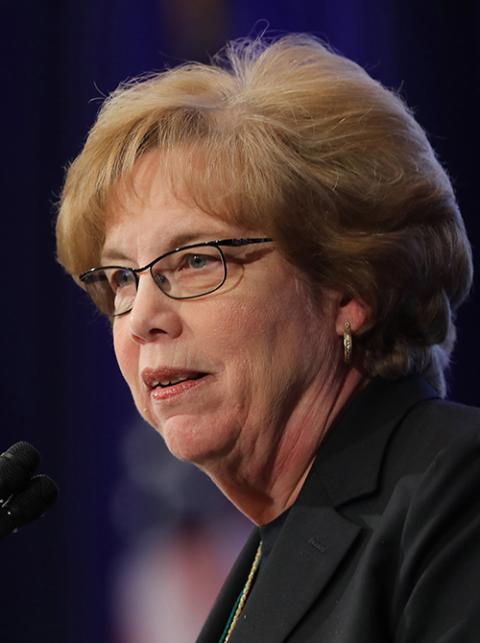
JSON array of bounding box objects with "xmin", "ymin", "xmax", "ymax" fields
[{"xmin": 1, "ymin": 1, "xmax": 478, "ymax": 642}]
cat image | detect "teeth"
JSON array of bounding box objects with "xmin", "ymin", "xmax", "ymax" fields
[
  {"xmin": 160, "ymin": 375, "xmax": 189, "ymax": 387},
  {"xmin": 150, "ymin": 375, "xmax": 190, "ymax": 388},
  {"xmin": 148, "ymin": 372, "xmax": 204, "ymax": 389}
]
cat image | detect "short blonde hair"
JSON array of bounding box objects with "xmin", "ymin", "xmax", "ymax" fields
[{"xmin": 56, "ymin": 34, "xmax": 473, "ymax": 396}]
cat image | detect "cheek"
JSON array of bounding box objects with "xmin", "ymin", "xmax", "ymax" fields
[
  {"xmin": 207, "ymin": 300, "xmax": 270, "ymax": 361},
  {"xmin": 213, "ymin": 298, "xmax": 294, "ymax": 390}
]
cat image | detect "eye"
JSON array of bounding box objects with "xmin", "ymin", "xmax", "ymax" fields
[
  {"xmin": 110, "ymin": 268, "xmax": 135, "ymax": 291},
  {"xmin": 181, "ymin": 253, "xmax": 217, "ymax": 270}
]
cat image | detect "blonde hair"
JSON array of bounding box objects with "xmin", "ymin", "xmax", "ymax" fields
[{"xmin": 56, "ymin": 34, "xmax": 473, "ymax": 396}]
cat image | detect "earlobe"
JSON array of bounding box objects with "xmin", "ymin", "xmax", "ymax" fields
[{"xmin": 335, "ymin": 298, "xmax": 369, "ymax": 336}]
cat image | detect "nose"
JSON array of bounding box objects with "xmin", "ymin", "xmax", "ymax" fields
[{"xmin": 127, "ymin": 273, "xmax": 183, "ymax": 344}]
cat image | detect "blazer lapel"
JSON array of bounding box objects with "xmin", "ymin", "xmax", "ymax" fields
[
  {"xmin": 230, "ymin": 501, "xmax": 361, "ymax": 643},
  {"xmin": 308, "ymin": 375, "xmax": 439, "ymax": 507}
]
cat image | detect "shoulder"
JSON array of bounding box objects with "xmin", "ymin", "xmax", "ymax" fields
[
  {"xmin": 379, "ymin": 394, "xmax": 480, "ymax": 531},
  {"xmin": 352, "ymin": 396, "xmax": 480, "ymax": 639},
  {"xmin": 405, "ymin": 396, "xmax": 480, "ymax": 437},
  {"xmin": 388, "ymin": 412, "xmax": 480, "ymax": 640},
  {"xmin": 396, "ymin": 397, "xmax": 480, "ymax": 528},
  {"xmin": 384, "ymin": 395, "xmax": 480, "ymax": 479}
]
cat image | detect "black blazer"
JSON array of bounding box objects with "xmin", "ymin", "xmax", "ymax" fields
[{"xmin": 196, "ymin": 376, "xmax": 480, "ymax": 642}]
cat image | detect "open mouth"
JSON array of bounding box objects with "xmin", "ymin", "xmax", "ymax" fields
[
  {"xmin": 151, "ymin": 373, "xmax": 206, "ymax": 389},
  {"xmin": 146, "ymin": 370, "xmax": 210, "ymax": 401},
  {"xmin": 142, "ymin": 367, "xmax": 210, "ymax": 400}
]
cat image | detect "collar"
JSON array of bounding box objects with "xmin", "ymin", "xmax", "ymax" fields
[{"xmin": 299, "ymin": 375, "xmax": 439, "ymax": 508}]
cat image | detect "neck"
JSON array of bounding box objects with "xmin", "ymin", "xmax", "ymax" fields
[{"xmin": 202, "ymin": 367, "xmax": 367, "ymax": 525}]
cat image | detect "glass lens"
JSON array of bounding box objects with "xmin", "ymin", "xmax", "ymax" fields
[
  {"xmin": 82, "ymin": 268, "xmax": 136, "ymax": 316},
  {"xmin": 151, "ymin": 245, "xmax": 226, "ymax": 298}
]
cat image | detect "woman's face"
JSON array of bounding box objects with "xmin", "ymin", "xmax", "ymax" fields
[{"xmin": 106, "ymin": 153, "xmax": 340, "ymax": 472}]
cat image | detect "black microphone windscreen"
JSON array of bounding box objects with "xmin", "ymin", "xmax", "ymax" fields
[
  {"xmin": 2, "ymin": 442, "xmax": 40, "ymax": 472},
  {"xmin": 7, "ymin": 474, "xmax": 59, "ymax": 528},
  {"xmin": 0, "ymin": 442, "xmax": 41, "ymax": 499}
]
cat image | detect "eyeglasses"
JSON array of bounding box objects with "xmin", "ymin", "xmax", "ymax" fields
[{"xmin": 79, "ymin": 237, "xmax": 273, "ymax": 317}]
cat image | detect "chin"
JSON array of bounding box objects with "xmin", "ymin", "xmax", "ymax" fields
[{"xmin": 153, "ymin": 413, "xmax": 241, "ymax": 466}]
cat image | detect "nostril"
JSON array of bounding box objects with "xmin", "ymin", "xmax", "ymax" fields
[
  {"xmin": 130, "ymin": 327, "xmax": 168, "ymax": 345},
  {"xmin": 149, "ymin": 328, "xmax": 168, "ymax": 336}
]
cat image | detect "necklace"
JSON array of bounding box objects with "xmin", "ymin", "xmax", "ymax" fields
[{"xmin": 221, "ymin": 541, "xmax": 263, "ymax": 643}]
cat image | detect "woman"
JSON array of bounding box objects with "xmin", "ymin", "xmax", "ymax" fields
[{"xmin": 56, "ymin": 35, "xmax": 480, "ymax": 642}]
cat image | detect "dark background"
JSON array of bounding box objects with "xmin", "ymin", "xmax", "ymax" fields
[{"xmin": 1, "ymin": 1, "xmax": 478, "ymax": 642}]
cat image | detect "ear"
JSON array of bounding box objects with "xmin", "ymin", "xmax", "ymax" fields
[{"xmin": 334, "ymin": 297, "xmax": 370, "ymax": 336}]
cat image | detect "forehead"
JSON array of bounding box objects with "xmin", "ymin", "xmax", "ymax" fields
[
  {"xmin": 106, "ymin": 150, "xmax": 205, "ymax": 224},
  {"xmin": 102, "ymin": 152, "xmax": 253, "ymax": 261}
]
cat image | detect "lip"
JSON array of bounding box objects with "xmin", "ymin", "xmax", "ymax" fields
[
  {"xmin": 141, "ymin": 366, "xmax": 210, "ymax": 401},
  {"xmin": 150, "ymin": 374, "xmax": 210, "ymax": 401},
  {"xmin": 142, "ymin": 366, "xmax": 207, "ymax": 388}
]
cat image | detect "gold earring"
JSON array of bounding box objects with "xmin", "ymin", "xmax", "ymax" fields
[{"xmin": 343, "ymin": 321, "xmax": 352, "ymax": 364}]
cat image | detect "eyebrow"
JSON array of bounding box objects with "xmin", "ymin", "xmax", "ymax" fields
[{"xmin": 101, "ymin": 230, "xmax": 223, "ymax": 265}]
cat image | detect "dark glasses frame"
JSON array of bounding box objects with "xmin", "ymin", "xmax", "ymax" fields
[{"xmin": 79, "ymin": 237, "xmax": 273, "ymax": 316}]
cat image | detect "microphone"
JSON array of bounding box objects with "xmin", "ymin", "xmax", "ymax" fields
[
  {"xmin": 0, "ymin": 441, "xmax": 59, "ymax": 538},
  {"xmin": 0, "ymin": 442, "xmax": 40, "ymax": 501},
  {"xmin": 0, "ymin": 475, "xmax": 59, "ymax": 539}
]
